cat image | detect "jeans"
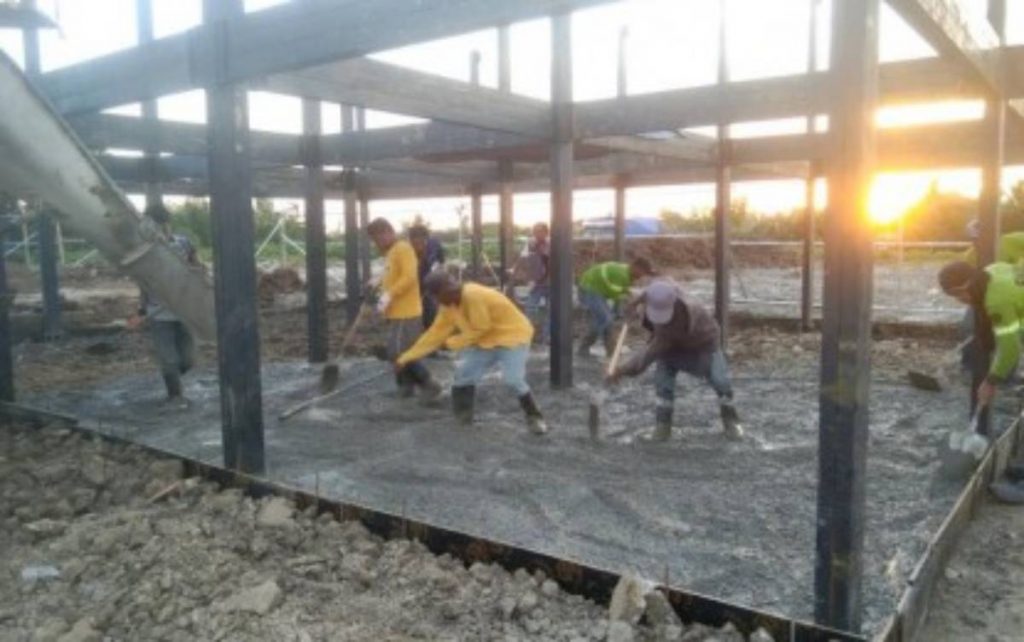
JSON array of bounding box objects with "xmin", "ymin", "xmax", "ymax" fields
[
  {"xmin": 453, "ymin": 345, "xmax": 531, "ymax": 396},
  {"xmin": 654, "ymin": 348, "xmax": 734, "ymax": 409},
  {"xmin": 579, "ymin": 289, "xmax": 614, "ymax": 337},
  {"xmin": 526, "ymin": 284, "xmax": 549, "ymax": 343}
]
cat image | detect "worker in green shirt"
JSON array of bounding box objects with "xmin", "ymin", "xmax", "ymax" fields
[
  {"xmin": 939, "ymin": 260, "xmax": 1024, "ymax": 408},
  {"xmin": 577, "ymin": 257, "xmax": 655, "ymax": 357}
]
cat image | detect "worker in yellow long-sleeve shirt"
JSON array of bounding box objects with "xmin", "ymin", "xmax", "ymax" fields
[
  {"xmin": 366, "ymin": 218, "xmax": 441, "ymax": 400},
  {"xmin": 397, "ymin": 271, "xmax": 548, "ymax": 435}
]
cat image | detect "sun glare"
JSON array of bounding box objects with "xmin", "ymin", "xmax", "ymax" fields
[{"xmin": 868, "ymin": 174, "xmax": 931, "ymax": 226}]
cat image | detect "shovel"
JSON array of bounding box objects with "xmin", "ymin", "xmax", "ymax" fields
[
  {"xmin": 588, "ymin": 322, "xmax": 629, "ymax": 440},
  {"xmin": 319, "ymin": 302, "xmax": 372, "ymax": 394},
  {"xmin": 937, "ymin": 404, "xmax": 990, "ymax": 480},
  {"xmin": 906, "ymin": 337, "xmax": 972, "ymax": 392}
]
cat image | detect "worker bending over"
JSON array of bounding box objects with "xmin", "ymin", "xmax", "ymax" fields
[
  {"xmin": 577, "ymin": 257, "xmax": 655, "ymax": 357},
  {"xmin": 939, "ymin": 260, "xmax": 1024, "ymax": 407},
  {"xmin": 366, "ymin": 218, "xmax": 441, "ymax": 401},
  {"xmin": 396, "ymin": 271, "xmax": 548, "ymax": 435},
  {"xmin": 607, "ymin": 280, "xmax": 743, "ymax": 442}
]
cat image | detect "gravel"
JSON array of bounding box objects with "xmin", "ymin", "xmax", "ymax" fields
[{"xmin": 0, "ymin": 422, "xmax": 776, "ymax": 641}]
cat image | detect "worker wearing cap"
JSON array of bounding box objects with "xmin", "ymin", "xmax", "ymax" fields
[
  {"xmin": 366, "ymin": 217, "xmax": 441, "ymax": 401},
  {"xmin": 396, "ymin": 272, "xmax": 548, "ymax": 435},
  {"xmin": 408, "ymin": 224, "xmax": 446, "ymax": 328},
  {"xmin": 510, "ymin": 222, "xmax": 551, "ymax": 345},
  {"xmin": 607, "ymin": 279, "xmax": 743, "ymax": 442},
  {"xmin": 577, "ymin": 257, "xmax": 655, "ymax": 357},
  {"xmin": 939, "ymin": 260, "xmax": 1024, "ymax": 407}
]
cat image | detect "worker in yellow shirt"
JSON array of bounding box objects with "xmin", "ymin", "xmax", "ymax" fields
[
  {"xmin": 366, "ymin": 218, "xmax": 441, "ymax": 400},
  {"xmin": 397, "ymin": 271, "xmax": 548, "ymax": 435}
]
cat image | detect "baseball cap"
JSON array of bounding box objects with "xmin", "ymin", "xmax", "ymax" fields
[{"xmin": 644, "ymin": 280, "xmax": 678, "ymax": 325}]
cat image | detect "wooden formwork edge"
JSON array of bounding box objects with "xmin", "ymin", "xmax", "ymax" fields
[
  {"xmin": 873, "ymin": 414, "xmax": 1023, "ymax": 642},
  {"xmin": 0, "ymin": 401, "xmax": 863, "ymax": 642}
]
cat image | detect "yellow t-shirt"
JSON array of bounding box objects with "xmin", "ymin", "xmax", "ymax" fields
[
  {"xmin": 382, "ymin": 240, "xmax": 422, "ymax": 320},
  {"xmin": 397, "ymin": 283, "xmax": 533, "ymax": 365}
]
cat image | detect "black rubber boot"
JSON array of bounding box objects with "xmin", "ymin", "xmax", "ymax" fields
[
  {"xmin": 395, "ymin": 371, "xmax": 415, "ymax": 398},
  {"xmin": 451, "ymin": 386, "xmax": 475, "ymax": 426},
  {"xmin": 720, "ymin": 401, "xmax": 744, "ymax": 441},
  {"xmin": 407, "ymin": 364, "xmax": 443, "ymax": 404},
  {"xmin": 518, "ymin": 393, "xmax": 549, "ymax": 435},
  {"xmin": 641, "ymin": 406, "xmax": 673, "ymax": 442},
  {"xmin": 577, "ymin": 332, "xmax": 598, "ymax": 357}
]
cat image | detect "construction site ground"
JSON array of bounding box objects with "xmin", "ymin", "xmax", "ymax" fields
[{"xmin": 3, "ymin": 259, "xmax": 1020, "ymax": 640}]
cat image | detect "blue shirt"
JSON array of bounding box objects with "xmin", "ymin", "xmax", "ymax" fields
[{"xmin": 418, "ymin": 237, "xmax": 446, "ymax": 282}]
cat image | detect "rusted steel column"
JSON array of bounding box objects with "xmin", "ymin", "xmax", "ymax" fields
[
  {"xmin": 203, "ymin": 0, "xmax": 265, "ymax": 475},
  {"xmin": 814, "ymin": 0, "xmax": 879, "ymax": 632}
]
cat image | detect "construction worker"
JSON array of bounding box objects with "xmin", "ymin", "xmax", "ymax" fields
[
  {"xmin": 607, "ymin": 279, "xmax": 743, "ymax": 442},
  {"xmin": 408, "ymin": 224, "xmax": 446, "ymax": 328},
  {"xmin": 511, "ymin": 222, "xmax": 550, "ymax": 345},
  {"xmin": 938, "ymin": 260, "xmax": 1024, "ymax": 407},
  {"xmin": 126, "ymin": 204, "xmax": 198, "ymax": 407},
  {"xmin": 577, "ymin": 257, "xmax": 655, "ymax": 357},
  {"xmin": 366, "ymin": 218, "xmax": 441, "ymax": 400},
  {"xmin": 396, "ymin": 271, "xmax": 548, "ymax": 435},
  {"xmin": 957, "ymin": 223, "xmax": 1024, "ymax": 368}
]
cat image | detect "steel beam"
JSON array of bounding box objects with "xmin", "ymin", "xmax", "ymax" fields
[
  {"xmin": 550, "ymin": 13, "xmax": 574, "ymax": 389},
  {"xmin": 814, "ymin": 0, "xmax": 879, "ymax": 632},
  {"xmin": 204, "ymin": 0, "xmax": 265, "ymax": 475},
  {"xmin": 303, "ymin": 97, "xmax": 329, "ymax": 364}
]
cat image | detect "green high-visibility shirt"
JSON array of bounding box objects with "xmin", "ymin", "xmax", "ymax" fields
[
  {"xmin": 578, "ymin": 262, "xmax": 631, "ymax": 301},
  {"xmin": 963, "ymin": 232, "xmax": 1024, "ymax": 267},
  {"xmin": 983, "ymin": 262, "xmax": 1024, "ymax": 381}
]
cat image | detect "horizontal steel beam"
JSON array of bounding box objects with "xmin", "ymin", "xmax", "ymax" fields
[{"xmin": 37, "ymin": 0, "xmax": 617, "ymax": 116}]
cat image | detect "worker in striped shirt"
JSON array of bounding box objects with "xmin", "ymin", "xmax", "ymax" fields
[{"xmin": 576, "ymin": 257, "xmax": 655, "ymax": 357}]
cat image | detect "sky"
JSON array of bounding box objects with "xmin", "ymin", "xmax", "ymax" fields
[{"xmin": 0, "ymin": 0, "xmax": 1022, "ymax": 233}]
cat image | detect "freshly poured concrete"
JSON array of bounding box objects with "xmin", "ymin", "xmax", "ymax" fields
[{"xmin": 30, "ymin": 353, "xmax": 982, "ymax": 632}]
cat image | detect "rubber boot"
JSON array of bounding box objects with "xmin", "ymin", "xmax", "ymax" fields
[
  {"xmin": 603, "ymin": 327, "xmax": 617, "ymax": 357},
  {"xmin": 451, "ymin": 386, "xmax": 475, "ymax": 426},
  {"xmin": 395, "ymin": 370, "xmax": 415, "ymax": 399},
  {"xmin": 518, "ymin": 393, "xmax": 549, "ymax": 435},
  {"xmin": 720, "ymin": 401, "xmax": 744, "ymax": 441},
  {"xmin": 408, "ymin": 364, "xmax": 443, "ymax": 404},
  {"xmin": 577, "ymin": 331, "xmax": 598, "ymax": 357},
  {"xmin": 641, "ymin": 406, "xmax": 673, "ymax": 442}
]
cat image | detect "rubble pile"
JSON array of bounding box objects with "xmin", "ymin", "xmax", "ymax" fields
[{"xmin": 1, "ymin": 423, "xmax": 777, "ymax": 641}]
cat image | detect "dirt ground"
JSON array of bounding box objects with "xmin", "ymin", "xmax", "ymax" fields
[
  {"xmin": 2, "ymin": 422, "xmax": 771, "ymax": 642},
  {"xmin": 917, "ymin": 498, "xmax": 1024, "ymax": 642}
]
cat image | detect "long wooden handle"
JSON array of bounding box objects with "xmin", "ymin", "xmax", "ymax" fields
[
  {"xmin": 605, "ymin": 322, "xmax": 629, "ymax": 377},
  {"xmin": 339, "ymin": 303, "xmax": 371, "ymax": 353}
]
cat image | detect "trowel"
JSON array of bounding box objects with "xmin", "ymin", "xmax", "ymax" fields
[
  {"xmin": 588, "ymin": 323, "xmax": 629, "ymax": 440},
  {"xmin": 937, "ymin": 404, "xmax": 989, "ymax": 480},
  {"xmin": 906, "ymin": 337, "xmax": 972, "ymax": 392}
]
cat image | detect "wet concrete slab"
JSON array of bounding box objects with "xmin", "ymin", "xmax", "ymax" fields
[{"xmin": 27, "ymin": 353, "xmax": 987, "ymax": 633}]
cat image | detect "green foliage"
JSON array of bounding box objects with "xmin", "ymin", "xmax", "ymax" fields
[
  {"xmin": 659, "ymin": 198, "xmax": 820, "ymax": 240},
  {"xmin": 902, "ymin": 180, "xmax": 1024, "ymax": 242}
]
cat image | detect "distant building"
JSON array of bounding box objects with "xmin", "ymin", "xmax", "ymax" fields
[{"xmin": 580, "ymin": 216, "xmax": 662, "ymax": 238}]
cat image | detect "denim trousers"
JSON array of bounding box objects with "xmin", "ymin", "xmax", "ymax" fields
[
  {"xmin": 653, "ymin": 348, "xmax": 734, "ymax": 409},
  {"xmin": 578, "ymin": 289, "xmax": 614, "ymax": 337},
  {"xmin": 453, "ymin": 345, "xmax": 531, "ymax": 396}
]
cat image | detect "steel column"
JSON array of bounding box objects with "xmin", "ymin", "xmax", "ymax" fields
[
  {"xmin": 497, "ymin": 25, "xmax": 514, "ymax": 287},
  {"xmin": 470, "ymin": 187, "xmax": 483, "ymax": 279},
  {"xmin": 23, "ymin": 0, "xmax": 61, "ymax": 341},
  {"xmin": 802, "ymin": 164, "xmax": 817, "ymax": 331},
  {"xmin": 342, "ymin": 105, "xmax": 361, "ymax": 322},
  {"xmin": 713, "ymin": 2, "xmax": 730, "ymax": 346},
  {"xmin": 136, "ymin": 0, "xmax": 161, "ymax": 209},
  {"xmin": 971, "ymin": 0, "xmax": 1007, "ymax": 434},
  {"xmin": 814, "ymin": 0, "xmax": 879, "ymax": 632},
  {"xmin": 356, "ymin": 107, "xmax": 371, "ymax": 284},
  {"xmin": 549, "ymin": 12, "xmax": 574, "ymax": 388},
  {"xmin": 0, "ymin": 197, "xmax": 15, "ymax": 402},
  {"xmin": 203, "ymin": 0, "xmax": 265, "ymax": 475},
  {"xmin": 613, "ymin": 26, "xmax": 628, "ymax": 264},
  {"xmin": 303, "ymin": 97, "xmax": 329, "ymax": 363}
]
